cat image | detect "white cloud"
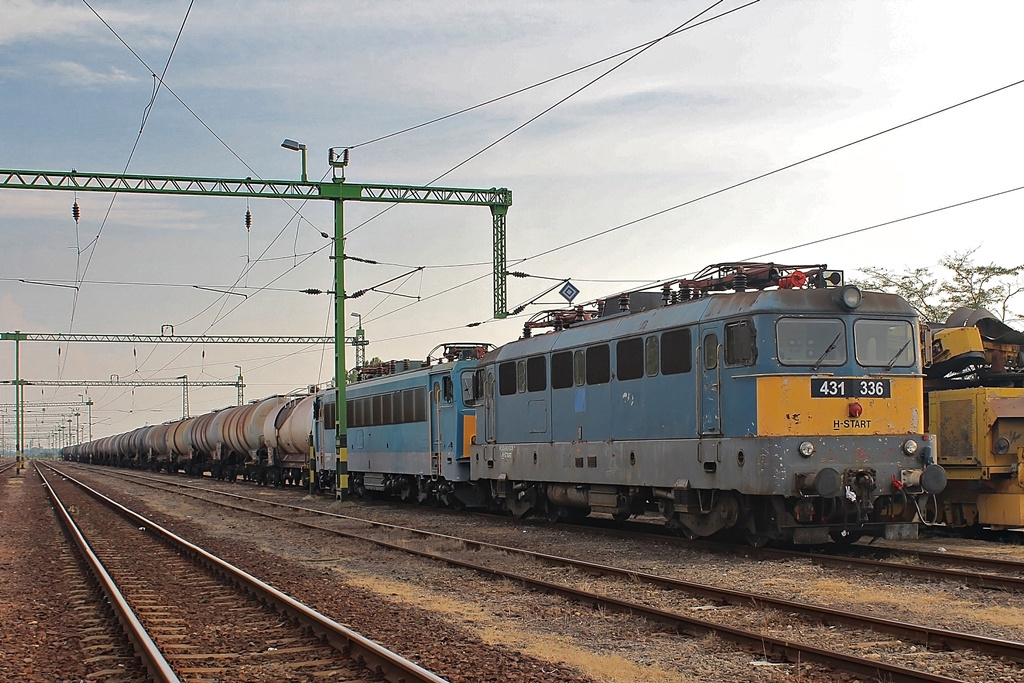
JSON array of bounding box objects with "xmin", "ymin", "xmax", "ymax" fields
[{"xmin": 46, "ymin": 60, "xmax": 138, "ymax": 87}]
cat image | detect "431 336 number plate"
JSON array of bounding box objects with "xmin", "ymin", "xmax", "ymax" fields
[{"xmin": 811, "ymin": 378, "xmax": 891, "ymax": 398}]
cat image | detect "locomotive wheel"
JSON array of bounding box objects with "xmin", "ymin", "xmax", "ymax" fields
[{"xmin": 612, "ymin": 511, "xmax": 631, "ymax": 522}]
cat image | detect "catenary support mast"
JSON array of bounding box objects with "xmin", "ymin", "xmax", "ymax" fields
[{"xmin": 0, "ymin": 166, "xmax": 511, "ymax": 498}]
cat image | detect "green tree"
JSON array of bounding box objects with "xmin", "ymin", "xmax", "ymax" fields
[
  {"xmin": 346, "ymin": 357, "xmax": 382, "ymax": 384},
  {"xmin": 853, "ymin": 247, "xmax": 1023, "ymax": 323}
]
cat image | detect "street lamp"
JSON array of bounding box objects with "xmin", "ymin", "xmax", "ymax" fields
[
  {"xmin": 350, "ymin": 311, "xmax": 366, "ymax": 369},
  {"xmin": 281, "ymin": 139, "xmax": 307, "ymax": 182},
  {"xmin": 234, "ymin": 364, "xmax": 244, "ymax": 405}
]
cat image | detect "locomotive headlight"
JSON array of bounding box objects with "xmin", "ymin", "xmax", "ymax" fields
[
  {"xmin": 995, "ymin": 437, "xmax": 1011, "ymax": 455},
  {"xmin": 902, "ymin": 439, "xmax": 919, "ymax": 456},
  {"xmin": 836, "ymin": 285, "xmax": 862, "ymax": 311},
  {"xmin": 798, "ymin": 441, "xmax": 815, "ymax": 458}
]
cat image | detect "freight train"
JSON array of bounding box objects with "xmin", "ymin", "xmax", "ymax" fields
[{"xmin": 64, "ymin": 262, "xmax": 948, "ymax": 546}]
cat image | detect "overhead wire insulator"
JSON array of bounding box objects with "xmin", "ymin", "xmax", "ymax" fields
[
  {"xmin": 72, "ymin": 201, "xmax": 81, "ymax": 223},
  {"xmin": 245, "ymin": 209, "xmax": 252, "ymax": 230},
  {"xmin": 301, "ymin": 288, "xmax": 323, "ymax": 295}
]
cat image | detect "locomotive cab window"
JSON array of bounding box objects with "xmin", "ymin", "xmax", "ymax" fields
[
  {"xmin": 725, "ymin": 319, "xmax": 757, "ymax": 367},
  {"xmin": 442, "ymin": 375, "xmax": 454, "ymax": 403},
  {"xmin": 703, "ymin": 333, "xmax": 719, "ymax": 370},
  {"xmin": 776, "ymin": 318, "xmax": 848, "ymax": 366},
  {"xmin": 516, "ymin": 360, "xmax": 527, "ymax": 393},
  {"xmin": 854, "ymin": 319, "xmax": 915, "ymax": 368},
  {"xmin": 463, "ymin": 370, "xmax": 483, "ymax": 406}
]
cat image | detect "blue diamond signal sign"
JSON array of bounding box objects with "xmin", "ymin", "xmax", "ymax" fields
[{"xmin": 559, "ymin": 281, "xmax": 580, "ymax": 303}]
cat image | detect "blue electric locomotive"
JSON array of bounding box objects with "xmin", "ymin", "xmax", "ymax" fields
[
  {"xmin": 468, "ymin": 263, "xmax": 946, "ymax": 544},
  {"xmin": 334, "ymin": 343, "xmax": 493, "ymax": 506}
]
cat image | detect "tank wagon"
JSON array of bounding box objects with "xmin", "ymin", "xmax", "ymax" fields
[
  {"xmin": 65, "ymin": 390, "xmax": 322, "ymax": 486},
  {"xmin": 67, "ymin": 262, "xmax": 949, "ymax": 545}
]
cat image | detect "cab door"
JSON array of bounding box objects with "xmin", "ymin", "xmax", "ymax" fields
[
  {"xmin": 699, "ymin": 329, "xmax": 721, "ymax": 435},
  {"xmin": 429, "ymin": 372, "xmax": 454, "ymax": 476}
]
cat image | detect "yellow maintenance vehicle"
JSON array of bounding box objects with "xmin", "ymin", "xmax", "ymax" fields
[{"xmin": 923, "ymin": 308, "xmax": 1024, "ymax": 529}]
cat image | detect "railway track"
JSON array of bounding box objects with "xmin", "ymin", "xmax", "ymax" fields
[
  {"xmin": 66, "ymin": 464, "xmax": 1024, "ymax": 683},
  {"xmin": 38, "ymin": 463, "xmax": 447, "ymax": 683},
  {"xmin": 560, "ymin": 518, "xmax": 1024, "ymax": 592}
]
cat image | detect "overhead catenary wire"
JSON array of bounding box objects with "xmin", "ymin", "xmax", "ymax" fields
[
  {"xmin": 365, "ymin": 182, "xmax": 1024, "ymax": 340},
  {"xmin": 352, "ymin": 75, "xmax": 1024, "ymax": 328},
  {"xmin": 512, "ymin": 76, "xmax": 1024, "ymax": 268},
  {"xmin": 345, "ymin": 0, "xmax": 751, "ymax": 237},
  {"xmin": 62, "ymin": 0, "xmax": 196, "ymax": 382},
  {"xmin": 340, "ymin": 0, "xmax": 758, "ymax": 152}
]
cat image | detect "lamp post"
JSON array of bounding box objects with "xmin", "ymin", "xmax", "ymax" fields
[
  {"xmin": 349, "ymin": 312, "xmax": 366, "ymax": 370},
  {"xmin": 81, "ymin": 395, "xmax": 93, "ymax": 441},
  {"xmin": 281, "ymin": 139, "xmax": 307, "ymax": 182},
  {"xmin": 234, "ymin": 365, "xmax": 244, "ymax": 405},
  {"xmin": 177, "ymin": 375, "xmax": 189, "ymax": 419}
]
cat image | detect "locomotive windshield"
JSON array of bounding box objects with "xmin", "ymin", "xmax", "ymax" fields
[
  {"xmin": 854, "ymin": 319, "xmax": 915, "ymax": 368},
  {"xmin": 776, "ymin": 318, "xmax": 847, "ymax": 366}
]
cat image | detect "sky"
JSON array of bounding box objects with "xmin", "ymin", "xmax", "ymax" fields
[{"xmin": 2, "ymin": 0, "xmax": 1023, "ymax": 447}]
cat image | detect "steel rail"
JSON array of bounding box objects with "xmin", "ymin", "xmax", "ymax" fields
[
  {"xmin": 78, "ymin": 467, "xmax": 979, "ymax": 682},
  {"xmin": 842, "ymin": 544, "xmax": 1024, "ymax": 574},
  {"xmin": 35, "ymin": 464, "xmax": 180, "ymax": 682},
  {"xmin": 718, "ymin": 541, "xmax": 1024, "ymax": 592},
  {"xmin": 556, "ymin": 517, "xmax": 1024, "ymax": 592},
  {"xmin": 43, "ymin": 464, "xmax": 448, "ymax": 683},
  {"xmin": 101, "ymin": 468, "xmax": 1024, "ymax": 663}
]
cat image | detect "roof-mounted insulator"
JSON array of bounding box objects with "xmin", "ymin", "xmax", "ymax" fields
[{"xmin": 72, "ymin": 201, "xmax": 81, "ymax": 223}]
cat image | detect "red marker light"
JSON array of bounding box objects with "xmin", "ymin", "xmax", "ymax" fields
[{"xmin": 848, "ymin": 402, "xmax": 863, "ymax": 418}]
